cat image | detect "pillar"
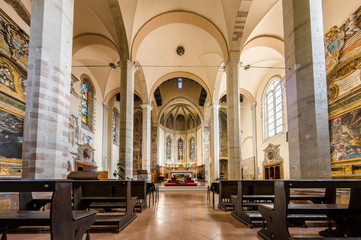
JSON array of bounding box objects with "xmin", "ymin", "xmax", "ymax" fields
[
  {"xmin": 141, "ymin": 104, "xmax": 153, "ymax": 173},
  {"xmin": 119, "ymin": 59, "xmax": 135, "ymax": 178},
  {"xmin": 210, "ymin": 104, "xmax": 220, "ymax": 180},
  {"xmin": 102, "ymin": 103, "xmax": 109, "ymax": 171},
  {"xmin": 251, "ymin": 104, "xmax": 258, "ymax": 179},
  {"xmin": 226, "ymin": 58, "xmax": 242, "ymax": 180},
  {"xmin": 283, "ymin": 0, "xmax": 331, "ymax": 179},
  {"xmin": 22, "ymin": 0, "xmax": 74, "ymax": 179}
]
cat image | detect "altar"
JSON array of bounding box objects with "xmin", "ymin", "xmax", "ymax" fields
[{"xmin": 171, "ymin": 172, "xmax": 192, "ymax": 179}]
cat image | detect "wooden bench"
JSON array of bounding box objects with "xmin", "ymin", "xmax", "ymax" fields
[
  {"xmin": 231, "ymin": 180, "xmax": 329, "ymax": 228},
  {"xmin": 218, "ymin": 180, "xmax": 238, "ymax": 211},
  {"xmin": 257, "ymin": 180, "xmax": 361, "ymax": 240},
  {"xmin": 131, "ymin": 180, "xmax": 147, "ymax": 212},
  {"xmin": 207, "ymin": 182, "xmax": 219, "ymax": 206},
  {"xmin": 0, "ymin": 180, "xmax": 97, "ymax": 240},
  {"xmin": 72, "ymin": 180, "xmax": 137, "ymax": 233}
]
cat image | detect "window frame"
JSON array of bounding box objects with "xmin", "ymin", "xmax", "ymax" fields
[{"xmin": 263, "ymin": 77, "xmax": 284, "ymax": 141}]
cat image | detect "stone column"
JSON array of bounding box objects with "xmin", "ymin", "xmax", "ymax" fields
[
  {"xmin": 283, "ymin": 0, "xmax": 331, "ymax": 179},
  {"xmin": 141, "ymin": 104, "xmax": 152, "ymax": 173},
  {"xmin": 119, "ymin": 59, "xmax": 135, "ymax": 178},
  {"xmin": 251, "ymin": 104, "xmax": 258, "ymax": 179},
  {"xmin": 226, "ymin": 58, "xmax": 242, "ymax": 180},
  {"xmin": 210, "ymin": 104, "xmax": 220, "ymax": 180},
  {"xmin": 22, "ymin": 0, "xmax": 74, "ymax": 179},
  {"xmin": 102, "ymin": 103, "xmax": 109, "ymax": 171}
]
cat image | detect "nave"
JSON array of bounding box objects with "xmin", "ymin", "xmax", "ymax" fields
[{"xmin": 3, "ymin": 189, "xmax": 329, "ymax": 240}]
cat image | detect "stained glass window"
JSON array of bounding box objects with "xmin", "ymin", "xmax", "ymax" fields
[
  {"xmin": 178, "ymin": 138, "xmax": 183, "ymax": 160},
  {"xmin": 166, "ymin": 137, "xmax": 171, "ymax": 159},
  {"xmin": 190, "ymin": 137, "xmax": 195, "ymax": 159},
  {"xmin": 81, "ymin": 82, "xmax": 88, "ymax": 124},
  {"xmin": 112, "ymin": 111, "xmax": 116, "ymax": 143}
]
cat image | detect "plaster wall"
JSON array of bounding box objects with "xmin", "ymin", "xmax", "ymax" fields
[{"xmin": 255, "ymin": 71, "xmax": 289, "ymax": 179}]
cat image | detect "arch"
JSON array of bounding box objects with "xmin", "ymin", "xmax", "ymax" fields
[
  {"xmin": 212, "ymin": 62, "xmax": 226, "ymax": 104},
  {"xmin": 229, "ymin": 1, "xmax": 253, "ymax": 59},
  {"xmin": 134, "ymin": 61, "xmax": 149, "ymax": 104},
  {"xmin": 218, "ymin": 88, "xmax": 255, "ymax": 105},
  {"xmin": 73, "ymin": 33, "xmax": 119, "ymax": 55},
  {"xmin": 131, "ymin": 11, "xmax": 229, "ymax": 61},
  {"xmin": 149, "ymin": 71, "xmax": 212, "ymax": 103},
  {"xmin": 241, "ymin": 35, "xmax": 285, "ymax": 58},
  {"xmin": 157, "ymin": 97, "xmax": 204, "ymax": 125},
  {"xmin": 104, "ymin": 89, "xmax": 143, "ymax": 106}
]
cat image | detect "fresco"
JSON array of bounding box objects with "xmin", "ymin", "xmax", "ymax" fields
[
  {"xmin": 330, "ymin": 107, "xmax": 361, "ymax": 161},
  {"xmin": 0, "ymin": 109, "xmax": 23, "ymax": 159}
]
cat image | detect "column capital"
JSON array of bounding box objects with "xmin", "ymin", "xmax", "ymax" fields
[
  {"xmin": 102, "ymin": 102, "xmax": 109, "ymax": 109},
  {"xmin": 119, "ymin": 59, "xmax": 137, "ymax": 73},
  {"xmin": 141, "ymin": 103, "xmax": 153, "ymax": 111},
  {"xmin": 225, "ymin": 59, "xmax": 242, "ymax": 71},
  {"xmin": 210, "ymin": 103, "xmax": 221, "ymax": 110}
]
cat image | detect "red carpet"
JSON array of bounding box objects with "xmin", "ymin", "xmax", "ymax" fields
[
  {"xmin": 165, "ymin": 179, "xmax": 197, "ymax": 186},
  {"xmin": 164, "ymin": 183, "xmax": 197, "ymax": 186}
]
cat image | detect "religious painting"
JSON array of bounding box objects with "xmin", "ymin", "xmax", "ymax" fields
[
  {"xmin": 166, "ymin": 136, "xmax": 171, "ymax": 159},
  {"xmin": 176, "ymin": 114, "xmax": 185, "ymax": 130},
  {"xmin": 187, "ymin": 115, "xmax": 195, "ymax": 129},
  {"xmin": 81, "ymin": 81, "xmax": 88, "ymax": 124},
  {"xmin": 134, "ymin": 111, "xmax": 142, "ymax": 132},
  {"xmin": 160, "ymin": 114, "xmax": 164, "ymax": 126},
  {"xmin": 196, "ymin": 115, "xmax": 201, "ymax": 126},
  {"xmin": 0, "ymin": 58, "xmax": 25, "ymax": 102},
  {"xmin": 330, "ymin": 107, "xmax": 361, "ymax": 162},
  {"xmin": 0, "ymin": 11, "xmax": 29, "ymax": 67},
  {"xmin": 0, "ymin": 109, "xmax": 23, "ymax": 159},
  {"xmin": 190, "ymin": 137, "xmax": 195, "ymax": 159},
  {"xmin": 219, "ymin": 112, "xmax": 228, "ymax": 157},
  {"xmin": 178, "ymin": 138, "xmax": 183, "ymax": 160},
  {"xmin": 166, "ymin": 114, "xmax": 174, "ymax": 129},
  {"xmin": 68, "ymin": 114, "xmax": 78, "ymax": 147}
]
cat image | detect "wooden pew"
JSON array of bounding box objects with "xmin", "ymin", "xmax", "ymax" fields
[
  {"xmin": 131, "ymin": 181, "xmax": 147, "ymax": 212},
  {"xmin": 257, "ymin": 180, "xmax": 361, "ymax": 240},
  {"xmin": 207, "ymin": 182, "xmax": 219, "ymax": 206},
  {"xmin": 231, "ymin": 180, "xmax": 274, "ymax": 228},
  {"xmin": 72, "ymin": 180, "xmax": 137, "ymax": 233},
  {"xmin": 218, "ymin": 180, "xmax": 238, "ymax": 211},
  {"xmin": 0, "ymin": 180, "xmax": 97, "ymax": 240},
  {"xmin": 231, "ymin": 180, "xmax": 328, "ymax": 228}
]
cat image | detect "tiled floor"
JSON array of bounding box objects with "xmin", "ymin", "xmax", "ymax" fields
[{"xmin": 5, "ymin": 190, "xmax": 327, "ymax": 240}]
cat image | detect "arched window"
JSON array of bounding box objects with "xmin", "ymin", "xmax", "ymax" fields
[
  {"xmin": 81, "ymin": 82, "xmax": 88, "ymax": 124},
  {"xmin": 178, "ymin": 138, "xmax": 183, "ymax": 160},
  {"xmin": 190, "ymin": 137, "xmax": 195, "ymax": 159},
  {"xmin": 80, "ymin": 76, "xmax": 95, "ymax": 131},
  {"xmin": 166, "ymin": 137, "xmax": 171, "ymax": 159},
  {"xmin": 263, "ymin": 78, "xmax": 283, "ymax": 140},
  {"xmin": 112, "ymin": 108, "xmax": 119, "ymax": 145}
]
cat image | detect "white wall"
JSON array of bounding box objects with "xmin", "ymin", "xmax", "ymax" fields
[
  {"xmin": 240, "ymin": 97, "xmax": 254, "ymax": 160},
  {"xmin": 158, "ymin": 125, "xmax": 202, "ymax": 166},
  {"xmin": 255, "ymin": 72, "xmax": 289, "ymax": 179}
]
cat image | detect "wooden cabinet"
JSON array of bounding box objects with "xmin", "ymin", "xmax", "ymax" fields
[{"xmin": 263, "ymin": 161, "xmax": 283, "ymax": 179}]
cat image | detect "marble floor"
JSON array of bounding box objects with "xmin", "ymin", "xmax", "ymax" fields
[{"xmin": 4, "ymin": 190, "xmax": 328, "ymax": 240}]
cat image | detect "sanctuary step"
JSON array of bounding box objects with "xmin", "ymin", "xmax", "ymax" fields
[{"xmin": 158, "ymin": 186, "xmax": 208, "ymax": 192}]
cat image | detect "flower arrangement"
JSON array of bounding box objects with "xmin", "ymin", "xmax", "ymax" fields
[{"xmin": 177, "ymin": 179, "xmax": 185, "ymax": 184}]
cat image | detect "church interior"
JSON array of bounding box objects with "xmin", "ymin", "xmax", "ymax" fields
[{"xmin": 1, "ymin": 0, "xmax": 361, "ymax": 239}]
